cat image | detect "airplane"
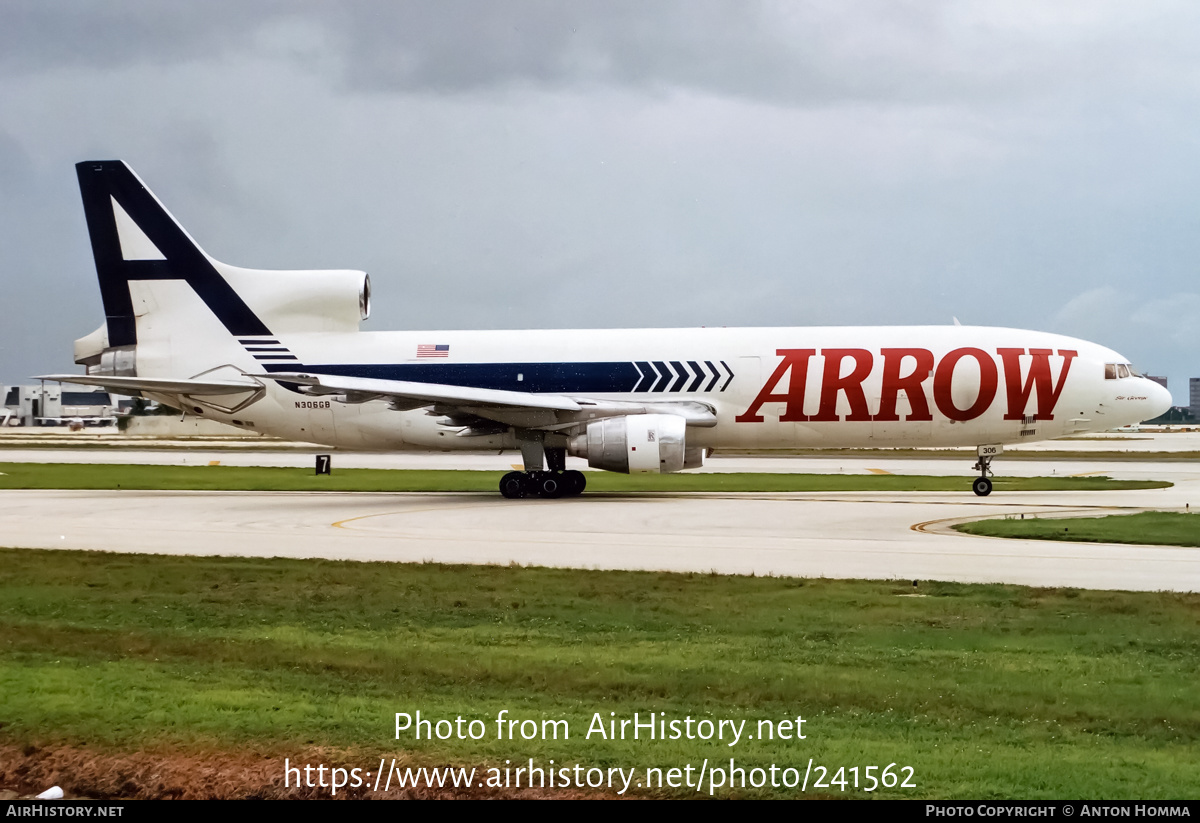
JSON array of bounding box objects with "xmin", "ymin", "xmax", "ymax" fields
[{"xmin": 40, "ymin": 161, "xmax": 1172, "ymax": 498}]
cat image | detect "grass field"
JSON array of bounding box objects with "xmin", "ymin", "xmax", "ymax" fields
[
  {"xmin": 955, "ymin": 511, "xmax": 1200, "ymax": 547},
  {"xmin": 0, "ymin": 462, "xmax": 1172, "ymax": 493},
  {"xmin": 2, "ymin": 549, "xmax": 1198, "ymax": 798}
]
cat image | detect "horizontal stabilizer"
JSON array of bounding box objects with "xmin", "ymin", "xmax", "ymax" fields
[
  {"xmin": 259, "ymin": 372, "xmax": 582, "ymax": 412},
  {"xmin": 35, "ymin": 374, "xmax": 263, "ymax": 397}
]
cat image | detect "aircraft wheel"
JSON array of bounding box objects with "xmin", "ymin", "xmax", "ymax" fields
[
  {"xmin": 499, "ymin": 472, "xmax": 525, "ymax": 499},
  {"xmin": 972, "ymin": 476, "xmax": 993, "ymax": 497},
  {"xmin": 539, "ymin": 472, "xmax": 566, "ymax": 499},
  {"xmin": 564, "ymin": 470, "xmax": 586, "ymax": 496}
]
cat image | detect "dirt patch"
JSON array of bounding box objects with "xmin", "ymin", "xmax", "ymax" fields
[{"xmin": 0, "ymin": 742, "xmax": 621, "ymax": 799}]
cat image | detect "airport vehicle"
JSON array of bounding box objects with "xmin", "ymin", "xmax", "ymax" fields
[{"xmin": 41, "ymin": 161, "xmax": 1172, "ymax": 497}]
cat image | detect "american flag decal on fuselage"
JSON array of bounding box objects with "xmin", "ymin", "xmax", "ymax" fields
[{"xmin": 417, "ymin": 344, "xmax": 450, "ymax": 358}]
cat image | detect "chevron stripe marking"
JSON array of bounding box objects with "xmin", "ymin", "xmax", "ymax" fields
[
  {"xmin": 631, "ymin": 361, "xmax": 648, "ymax": 392},
  {"xmin": 667, "ymin": 361, "xmax": 688, "ymax": 392},
  {"xmin": 653, "ymin": 361, "xmax": 668, "ymax": 393}
]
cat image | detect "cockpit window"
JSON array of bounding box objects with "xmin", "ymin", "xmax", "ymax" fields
[
  {"xmin": 1128, "ymin": 365, "xmax": 1143, "ymax": 377},
  {"xmin": 1105, "ymin": 364, "xmax": 1117, "ymax": 380},
  {"xmin": 1117, "ymin": 364, "xmax": 1130, "ymax": 379}
]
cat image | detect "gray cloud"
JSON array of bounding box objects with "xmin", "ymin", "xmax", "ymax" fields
[
  {"xmin": 9, "ymin": 2, "xmax": 1200, "ymax": 108},
  {"xmin": 314, "ymin": 0, "xmax": 1200, "ymax": 112},
  {"xmin": 329, "ymin": 1, "xmax": 804, "ymax": 97},
  {"xmin": 0, "ymin": 1, "xmax": 287, "ymax": 75}
]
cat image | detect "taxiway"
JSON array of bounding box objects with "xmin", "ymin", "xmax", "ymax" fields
[{"xmin": 1, "ymin": 484, "xmax": 1196, "ymax": 592}]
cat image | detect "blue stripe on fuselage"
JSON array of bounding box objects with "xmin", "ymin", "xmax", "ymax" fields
[{"xmin": 264, "ymin": 361, "xmax": 644, "ymax": 394}]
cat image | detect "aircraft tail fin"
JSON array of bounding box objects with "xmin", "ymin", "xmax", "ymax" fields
[{"xmin": 75, "ymin": 160, "xmax": 271, "ymax": 349}]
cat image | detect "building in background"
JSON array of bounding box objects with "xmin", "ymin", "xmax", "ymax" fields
[
  {"xmin": 1, "ymin": 385, "xmax": 120, "ymax": 427},
  {"xmin": 1147, "ymin": 375, "xmax": 1168, "ymax": 391},
  {"xmin": 1192, "ymin": 378, "xmax": 1200, "ymax": 419}
]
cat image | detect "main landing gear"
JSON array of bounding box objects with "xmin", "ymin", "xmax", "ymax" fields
[
  {"xmin": 971, "ymin": 445, "xmax": 1000, "ymax": 497},
  {"xmin": 499, "ymin": 469, "xmax": 587, "ymax": 499},
  {"xmin": 498, "ymin": 432, "xmax": 586, "ymax": 499}
]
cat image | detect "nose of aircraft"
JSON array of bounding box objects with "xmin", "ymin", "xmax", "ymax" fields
[{"xmin": 1145, "ymin": 379, "xmax": 1174, "ymax": 420}]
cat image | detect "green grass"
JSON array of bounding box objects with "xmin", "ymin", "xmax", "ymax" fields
[
  {"xmin": 2, "ymin": 550, "xmax": 1198, "ymax": 798},
  {"xmin": 955, "ymin": 511, "xmax": 1200, "ymax": 547},
  {"xmin": 0, "ymin": 462, "xmax": 1171, "ymax": 493}
]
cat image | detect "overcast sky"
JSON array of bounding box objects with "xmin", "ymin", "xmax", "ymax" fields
[{"xmin": 2, "ymin": 1, "xmax": 1198, "ymax": 402}]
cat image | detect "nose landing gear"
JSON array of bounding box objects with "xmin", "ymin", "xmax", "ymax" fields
[{"xmin": 971, "ymin": 445, "xmax": 1001, "ymax": 496}]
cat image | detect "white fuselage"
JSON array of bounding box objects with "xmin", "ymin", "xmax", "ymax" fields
[{"xmin": 141, "ymin": 323, "xmax": 1170, "ymax": 453}]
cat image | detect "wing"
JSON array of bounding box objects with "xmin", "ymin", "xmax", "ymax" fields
[
  {"xmin": 261, "ymin": 372, "xmax": 581, "ymax": 411},
  {"xmin": 259, "ymin": 371, "xmax": 717, "ymax": 433},
  {"xmin": 35, "ymin": 374, "xmax": 263, "ymax": 396}
]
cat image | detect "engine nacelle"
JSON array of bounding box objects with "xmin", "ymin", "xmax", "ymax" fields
[{"xmin": 568, "ymin": 414, "xmax": 705, "ymax": 474}]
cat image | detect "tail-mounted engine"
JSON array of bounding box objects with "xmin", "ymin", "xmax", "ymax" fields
[{"xmin": 568, "ymin": 413, "xmax": 705, "ymax": 474}]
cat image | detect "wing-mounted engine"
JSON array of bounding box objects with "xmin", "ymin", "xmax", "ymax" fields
[{"xmin": 567, "ymin": 413, "xmax": 705, "ymax": 474}]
